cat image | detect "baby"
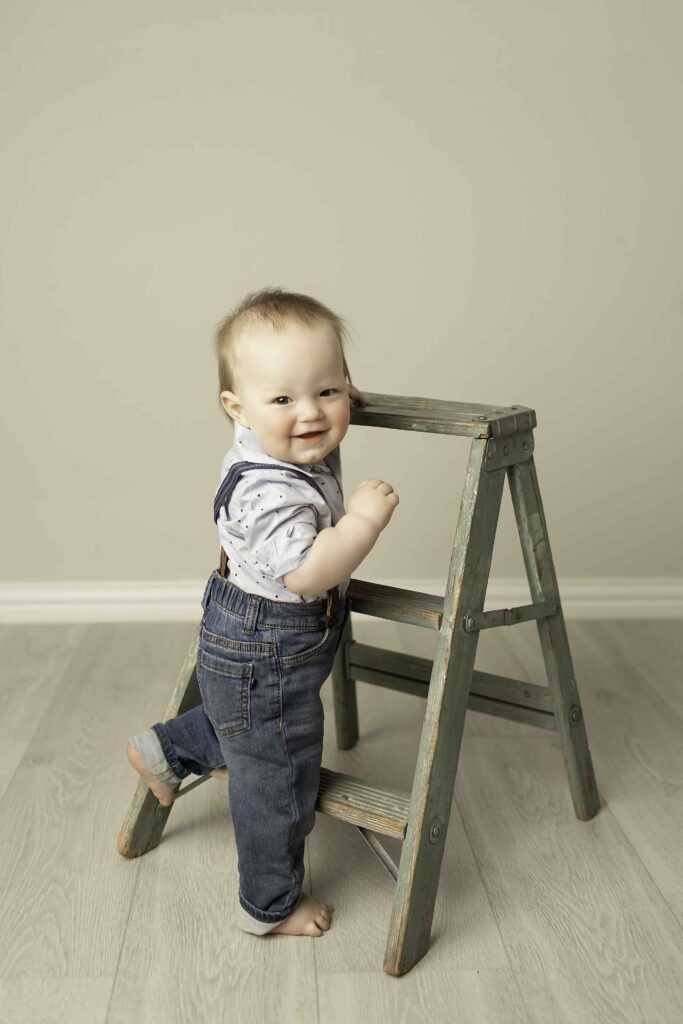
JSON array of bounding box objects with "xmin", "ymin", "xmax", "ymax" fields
[{"xmin": 127, "ymin": 288, "xmax": 399, "ymax": 939}]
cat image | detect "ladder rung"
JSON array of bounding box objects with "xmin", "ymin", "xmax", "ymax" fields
[
  {"xmin": 347, "ymin": 578, "xmax": 443, "ymax": 630},
  {"xmin": 346, "ymin": 642, "xmax": 557, "ymax": 730},
  {"xmin": 206, "ymin": 765, "xmax": 410, "ymax": 840}
]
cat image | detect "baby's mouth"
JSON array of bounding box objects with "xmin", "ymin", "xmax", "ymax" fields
[{"xmin": 295, "ymin": 430, "xmax": 327, "ymax": 440}]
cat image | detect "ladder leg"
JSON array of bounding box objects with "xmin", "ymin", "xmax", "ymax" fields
[
  {"xmin": 384, "ymin": 439, "xmax": 505, "ymax": 976},
  {"xmin": 117, "ymin": 624, "xmax": 202, "ymax": 858},
  {"xmin": 507, "ymin": 457, "xmax": 600, "ymax": 820},
  {"xmin": 331, "ymin": 609, "xmax": 359, "ymax": 749}
]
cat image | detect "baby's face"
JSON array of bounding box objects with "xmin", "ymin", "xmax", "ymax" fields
[{"xmin": 220, "ymin": 318, "xmax": 352, "ymax": 466}]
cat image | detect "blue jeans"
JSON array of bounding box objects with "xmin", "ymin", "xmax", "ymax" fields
[{"xmin": 150, "ymin": 570, "xmax": 351, "ymax": 932}]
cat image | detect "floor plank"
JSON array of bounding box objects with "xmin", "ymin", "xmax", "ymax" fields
[
  {"xmin": 318, "ymin": 969, "xmax": 530, "ymax": 1023},
  {"xmin": 0, "ymin": 978, "xmax": 114, "ymax": 1024},
  {"xmin": 588, "ymin": 618, "xmax": 683, "ymax": 721},
  {"xmin": 0, "ymin": 623, "xmax": 87, "ymax": 799},
  {"xmin": 505, "ymin": 618, "xmax": 683, "ymax": 928}
]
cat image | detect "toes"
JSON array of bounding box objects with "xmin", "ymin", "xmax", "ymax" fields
[{"xmin": 315, "ymin": 903, "xmax": 333, "ymax": 930}]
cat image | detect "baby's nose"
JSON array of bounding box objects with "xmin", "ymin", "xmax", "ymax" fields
[{"xmin": 300, "ymin": 400, "xmax": 324, "ymax": 419}]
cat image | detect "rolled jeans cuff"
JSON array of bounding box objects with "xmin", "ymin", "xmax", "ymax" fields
[{"xmin": 128, "ymin": 726, "xmax": 183, "ymax": 784}]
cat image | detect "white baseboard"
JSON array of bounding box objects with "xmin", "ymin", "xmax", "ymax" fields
[{"xmin": 0, "ymin": 577, "xmax": 682, "ymax": 623}]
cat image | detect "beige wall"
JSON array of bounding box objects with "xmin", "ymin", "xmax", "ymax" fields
[{"xmin": 2, "ymin": 1, "xmax": 681, "ymax": 588}]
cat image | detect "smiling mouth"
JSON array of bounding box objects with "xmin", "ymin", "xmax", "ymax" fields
[{"xmin": 295, "ymin": 430, "xmax": 326, "ymax": 439}]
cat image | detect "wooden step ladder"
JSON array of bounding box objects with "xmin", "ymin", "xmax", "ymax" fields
[{"xmin": 117, "ymin": 391, "xmax": 600, "ymax": 977}]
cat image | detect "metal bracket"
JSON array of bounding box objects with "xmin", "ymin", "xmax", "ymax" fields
[
  {"xmin": 356, "ymin": 826, "xmax": 399, "ymax": 880},
  {"xmin": 484, "ymin": 429, "xmax": 535, "ymax": 472},
  {"xmin": 464, "ymin": 599, "xmax": 559, "ymax": 633}
]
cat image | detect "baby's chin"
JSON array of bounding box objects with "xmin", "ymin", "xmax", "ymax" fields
[
  {"xmin": 290, "ymin": 438, "xmax": 340, "ymax": 464},
  {"xmin": 293, "ymin": 448, "xmax": 332, "ymax": 464}
]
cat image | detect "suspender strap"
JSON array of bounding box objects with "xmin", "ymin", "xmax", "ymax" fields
[{"xmin": 213, "ymin": 461, "xmax": 328, "ymax": 524}]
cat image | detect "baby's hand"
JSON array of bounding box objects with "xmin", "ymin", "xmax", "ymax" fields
[
  {"xmin": 348, "ymin": 385, "xmax": 368, "ymax": 408},
  {"xmin": 348, "ymin": 479, "xmax": 399, "ymax": 533}
]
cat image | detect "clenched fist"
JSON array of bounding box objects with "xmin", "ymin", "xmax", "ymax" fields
[
  {"xmin": 348, "ymin": 385, "xmax": 368, "ymax": 408},
  {"xmin": 348, "ymin": 479, "xmax": 400, "ymax": 533}
]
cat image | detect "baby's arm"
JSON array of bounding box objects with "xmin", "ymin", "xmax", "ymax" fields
[{"xmin": 284, "ymin": 479, "xmax": 399, "ymax": 596}]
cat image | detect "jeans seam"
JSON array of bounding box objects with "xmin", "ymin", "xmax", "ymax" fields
[
  {"xmin": 280, "ymin": 719, "xmax": 299, "ymax": 906},
  {"xmin": 275, "ymin": 641, "xmax": 283, "ymax": 729}
]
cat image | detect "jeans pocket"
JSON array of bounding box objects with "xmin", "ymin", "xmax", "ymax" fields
[
  {"xmin": 277, "ymin": 624, "xmax": 333, "ymax": 669},
  {"xmin": 197, "ymin": 647, "xmax": 253, "ymax": 737}
]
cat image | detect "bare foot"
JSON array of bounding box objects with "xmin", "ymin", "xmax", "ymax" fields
[
  {"xmin": 126, "ymin": 741, "xmax": 178, "ymax": 806},
  {"xmin": 270, "ymin": 894, "xmax": 334, "ymax": 937}
]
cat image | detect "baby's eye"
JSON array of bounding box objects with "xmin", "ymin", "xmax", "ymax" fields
[{"xmin": 273, "ymin": 389, "xmax": 338, "ymax": 405}]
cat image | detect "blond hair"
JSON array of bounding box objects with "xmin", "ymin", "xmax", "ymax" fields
[{"xmin": 214, "ymin": 287, "xmax": 355, "ymax": 417}]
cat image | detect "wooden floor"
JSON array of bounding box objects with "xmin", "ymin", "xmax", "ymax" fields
[{"xmin": 1, "ymin": 615, "xmax": 682, "ymax": 1023}]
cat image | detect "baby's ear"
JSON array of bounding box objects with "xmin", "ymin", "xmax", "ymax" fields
[{"xmin": 221, "ymin": 389, "xmax": 245, "ymax": 422}]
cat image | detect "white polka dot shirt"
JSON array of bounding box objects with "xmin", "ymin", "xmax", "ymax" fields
[{"xmin": 215, "ymin": 421, "xmax": 350, "ymax": 603}]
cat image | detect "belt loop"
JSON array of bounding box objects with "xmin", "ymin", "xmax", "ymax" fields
[{"xmin": 243, "ymin": 593, "xmax": 260, "ymax": 635}]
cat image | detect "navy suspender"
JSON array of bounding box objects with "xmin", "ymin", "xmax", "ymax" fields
[{"xmin": 213, "ymin": 461, "xmax": 328, "ymax": 524}]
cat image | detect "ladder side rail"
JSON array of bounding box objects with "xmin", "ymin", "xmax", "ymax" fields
[
  {"xmin": 161, "ymin": 622, "xmax": 202, "ymax": 720},
  {"xmin": 384, "ymin": 437, "xmax": 506, "ymax": 976},
  {"xmin": 507, "ymin": 457, "xmax": 600, "ymax": 820}
]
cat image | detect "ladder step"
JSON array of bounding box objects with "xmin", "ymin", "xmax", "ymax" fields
[
  {"xmin": 206, "ymin": 765, "xmax": 410, "ymax": 840},
  {"xmin": 350, "ymin": 391, "xmax": 536, "ymax": 439},
  {"xmin": 347, "ymin": 577, "xmax": 443, "ymax": 629},
  {"xmin": 347, "ymin": 642, "xmax": 557, "ymax": 731},
  {"xmin": 346, "ymin": 580, "xmax": 558, "ymax": 634}
]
